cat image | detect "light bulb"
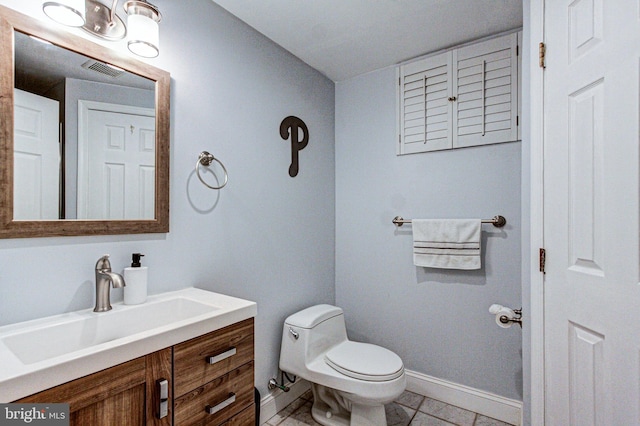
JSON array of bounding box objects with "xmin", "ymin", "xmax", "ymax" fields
[
  {"xmin": 42, "ymin": 0, "xmax": 85, "ymax": 27},
  {"xmin": 127, "ymin": 13, "xmax": 159, "ymax": 58}
]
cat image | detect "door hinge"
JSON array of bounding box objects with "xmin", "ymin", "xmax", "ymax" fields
[
  {"xmin": 539, "ymin": 42, "xmax": 546, "ymax": 69},
  {"xmin": 516, "ymin": 116, "xmax": 519, "ymax": 126},
  {"xmin": 539, "ymin": 248, "xmax": 546, "ymax": 274},
  {"xmin": 516, "ymin": 44, "xmax": 519, "ymax": 56}
]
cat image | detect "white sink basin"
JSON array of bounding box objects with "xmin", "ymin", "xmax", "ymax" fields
[
  {"xmin": 0, "ymin": 288, "xmax": 257, "ymax": 402},
  {"xmin": 3, "ymin": 298, "xmax": 216, "ymax": 365}
]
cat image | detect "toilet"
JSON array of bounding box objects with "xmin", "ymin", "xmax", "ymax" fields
[{"xmin": 279, "ymin": 304, "xmax": 406, "ymax": 426}]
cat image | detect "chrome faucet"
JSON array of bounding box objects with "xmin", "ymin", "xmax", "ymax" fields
[{"xmin": 94, "ymin": 254, "xmax": 126, "ymax": 312}]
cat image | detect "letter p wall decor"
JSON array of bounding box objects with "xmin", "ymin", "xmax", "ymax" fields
[{"xmin": 280, "ymin": 116, "xmax": 309, "ymax": 177}]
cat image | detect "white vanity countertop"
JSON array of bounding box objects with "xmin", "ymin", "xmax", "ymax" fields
[{"xmin": 0, "ymin": 287, "xmax": 257, "ymax": 402}]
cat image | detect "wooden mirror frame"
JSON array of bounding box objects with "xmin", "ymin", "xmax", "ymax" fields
[{"xmin": 0, "ymin": 5, "xmax": 170, "ymax": 238}]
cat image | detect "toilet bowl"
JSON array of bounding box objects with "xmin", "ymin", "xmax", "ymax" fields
[{"xmin": 279, "ymin": 305, "xmax": 406, "ymax": 426}]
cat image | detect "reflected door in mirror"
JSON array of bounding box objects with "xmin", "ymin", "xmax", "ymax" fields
[
  {"xmin": 78, "ymin": 102, "xmax": 155, "ymax": 220},
  {"xmin": 13, "ymin": 89, "xmax": 60, "ymax": 220}
]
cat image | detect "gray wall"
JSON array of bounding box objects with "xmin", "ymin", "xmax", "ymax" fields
[
  {"xmin": 335, "ymin": 67, "xmax": 523, "ymax": 400},
  {"xmin": 0, "ymin": 0, "xmax": 335, "ymax": 399}
]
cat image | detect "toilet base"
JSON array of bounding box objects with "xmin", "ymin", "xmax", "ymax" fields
[
  {"xmin": 310, "ymin": 384, "xmax": 387, "ymax": 426},
  {"xmin": 311, "ymin": 400, "xmax": 350, "ymax": 426}
]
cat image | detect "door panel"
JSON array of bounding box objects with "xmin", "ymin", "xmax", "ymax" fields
[
  {"xmin": 13, "ymin": 89, "xmax": 59, "ymax": 220},
  {"xmin": 543, "ymin": 0, "xmax": 640, "ymax": 424},
  {"xmin": 78, "ymin": 105, "xmax": 155, "ymax": 220}
]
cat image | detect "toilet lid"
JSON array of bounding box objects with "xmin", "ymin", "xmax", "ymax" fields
[{"xmin": 324, "ymin": 342, "xmax": 404, "ymax": 382}]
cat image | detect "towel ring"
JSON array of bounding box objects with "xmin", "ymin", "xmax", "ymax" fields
[{"xmin": 196, "ymin": 151, "xmax": 228, "ymax": 189}]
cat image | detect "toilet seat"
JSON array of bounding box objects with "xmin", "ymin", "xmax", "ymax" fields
[{"xmin": 324, "ymin": 341, "xmax": 404, "ymax": 382}]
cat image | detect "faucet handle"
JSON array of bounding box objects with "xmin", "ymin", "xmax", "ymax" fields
[{"xmin": 96, "ymin": 254, "xmax": 112, "ymax": 271}]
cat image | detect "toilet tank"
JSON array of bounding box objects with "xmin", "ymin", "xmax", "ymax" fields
[{"xmin": 279, "ymin": 305, "xmax": 348, "ymax": 376}]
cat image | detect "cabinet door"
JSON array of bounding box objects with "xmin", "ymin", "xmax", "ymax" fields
[
  {"xmin": 145, "ymin": 348, "xmax": 173, "ymax": 426},
  {"xmin": 398, "ymin": 51, "xmax": 453, "ymax": 154},
  {"xmin": 452, "ymin": 33, "xmax": 518, "ymax": 148},
  {"xmin": 16, "ymin": 349, "xmax": 172, "ymax": 426}
]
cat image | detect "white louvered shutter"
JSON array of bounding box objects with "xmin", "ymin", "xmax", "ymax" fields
[
  {"xmin": 399, "ymin": 52, "xmax": 452, "ymax": 154},
  {"xmin": 398, "ymin": 32, "xmax": 519, "ymax": 155},
  {"xmin": 453, "ymin": 33, "xmax": 518, "ymax": 148}
]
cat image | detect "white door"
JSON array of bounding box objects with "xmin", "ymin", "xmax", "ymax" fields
[
  {"xmin": 13, "ymin": 89, "xmax": 60, "ymax": 220},
  {"xmin": 77, "ymin": 102, "xmax": 155, "ymax": 220},
  {"xmin": 543, "ymin": 0, "xmax": 640, "ymax": 424}
]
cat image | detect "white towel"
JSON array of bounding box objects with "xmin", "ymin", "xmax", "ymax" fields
[{"xmin": 412, "ymin": 219, "xmax": 481, "ymax": 270}]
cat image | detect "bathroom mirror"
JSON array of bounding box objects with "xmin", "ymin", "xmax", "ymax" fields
[{"xmin": 0, "ymin": 5, "xmax": 170, "ymax": 238}]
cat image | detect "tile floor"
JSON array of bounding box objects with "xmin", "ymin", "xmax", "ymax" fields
[{"xmin": 263, "ymin": 390, "xmax": 516, "ymax": 426}]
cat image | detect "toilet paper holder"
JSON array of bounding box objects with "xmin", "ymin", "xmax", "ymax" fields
[
  {"xmin": 489, "ymin": 304, "xmax": 523, "ymax": 328},
  {"xmin": 499, "ymin": 308, "xmax": 522, "ymax": 327}
]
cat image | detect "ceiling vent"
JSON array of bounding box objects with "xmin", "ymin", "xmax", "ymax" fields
[{"xmin": 81, "ymin": 59, "xmax": 125, "ymax": 78}]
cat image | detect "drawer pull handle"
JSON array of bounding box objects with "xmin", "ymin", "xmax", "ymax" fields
[
  {"xmin": 206, "ymin": 393, "xmax": 236, "ymax": 415},
  {"xmin": 156, "ymin": 378, "xmax": 169, "ymax": 419},
  {"xmin": 206, "ymin": 347, "xmax": 237, "ymax": 364}
]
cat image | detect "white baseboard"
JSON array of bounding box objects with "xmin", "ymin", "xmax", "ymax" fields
[
  {"xmin": 259, "ymin": 379, "xmax": 311, "ymax": 425},
  {"xmin": 259, "ymin": 371, "xmax": 522, "ymax": 426},
  {"xmin": 405, "ymin": 370, "xmax": 523, "ymax": 425}
]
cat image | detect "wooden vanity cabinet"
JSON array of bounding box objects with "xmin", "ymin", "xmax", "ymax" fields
[
  {"xmin": 15, "ymin": 318, "xmax": 255, "ymax": 426},
  {"xmin": 17, "ymin": 348, "xmax": 172, "ymax": 426}
]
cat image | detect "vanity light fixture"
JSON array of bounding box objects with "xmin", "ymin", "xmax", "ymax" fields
[
  {"xmin": 123, "ymin": 0, "xmax": 161, "ymax": 58},
  {"xmin": 43, "ymin": 0, "xmax": 86, "ymax": 27},
  {"xmin": 42, "ymin": 0, "xmax": 162, "ymax": 57}
]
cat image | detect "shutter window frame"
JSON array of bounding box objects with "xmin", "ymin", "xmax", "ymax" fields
[{"xmin": 398, "ymin": 31, "xmax": 520, "ymax": 155}]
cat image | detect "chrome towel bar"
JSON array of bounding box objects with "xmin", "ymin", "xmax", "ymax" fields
[{"xmin": 392, "ymin": 215, "xmax": 507, "ymax": 228}]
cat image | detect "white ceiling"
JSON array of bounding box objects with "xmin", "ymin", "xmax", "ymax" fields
[{"xmin": 210, "ymin": 0, "xmax": 523, "ymax": 82}]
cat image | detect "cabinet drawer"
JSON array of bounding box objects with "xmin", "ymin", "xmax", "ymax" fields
[
  {"xmin": 221, "ymin": 404, "xmax": 255, "ymax": 425},
  {"xmin": 174, "ymin": 318, "xmax": 254, "ymax": 397},
  {"xmin": 174, "ymin": 361, "xmax": 254, "ymax": 426}
]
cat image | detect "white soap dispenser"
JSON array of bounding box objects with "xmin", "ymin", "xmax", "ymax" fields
[{"xmin": 124, "ymin": 253, "xmax": 147, "ymax": 305}]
